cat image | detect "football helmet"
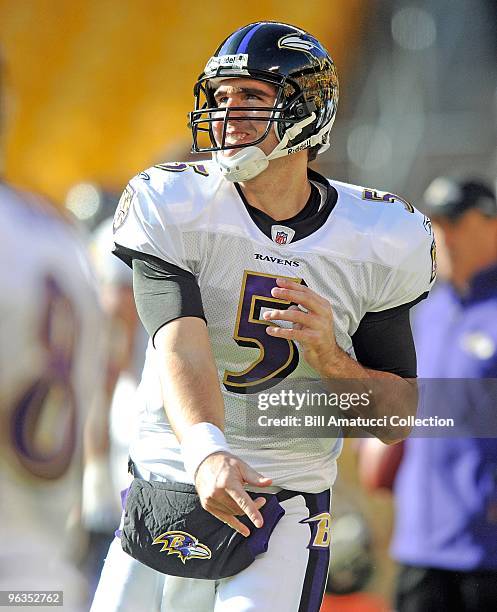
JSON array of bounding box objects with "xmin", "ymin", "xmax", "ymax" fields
[{"xmin": 189, "ymin": 21, "xmax": 339, "ymax": 181}]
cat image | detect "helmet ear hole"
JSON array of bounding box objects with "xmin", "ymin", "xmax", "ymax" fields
[
  {"xmin": 274, "ymin": 96, "xmax": 318, "ymax": 142},
  {"xmin": 292, "ymin": 99, "xmax": 317, "ymax": 119},
  {"xmin": 275, "ymin": 97, "xmax": 319, "ymax": 146}
]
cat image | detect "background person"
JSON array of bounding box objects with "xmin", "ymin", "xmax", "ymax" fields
[
  {"xmin": 0, "ymin": 170, "xmax": 105, "ymax": 612},
  {"xmin": 82, "ymin": 216, "xmax": 148, "ymax": 596},
  {"xmin": 360, "ymin": 176, "xmax": 497, "ymax": 612}
]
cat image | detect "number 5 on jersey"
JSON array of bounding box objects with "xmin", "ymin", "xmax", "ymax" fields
[{"xmin": 223, "ymin": 271, "xmax": 303, "ymax": 394}]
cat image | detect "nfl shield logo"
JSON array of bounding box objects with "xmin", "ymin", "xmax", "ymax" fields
[{"xmin": 271, "ymin": 224, "xmax": 295, "ymax": 244}]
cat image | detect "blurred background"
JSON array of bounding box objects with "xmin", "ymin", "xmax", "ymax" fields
[
  {"xmin": 1, "ymin": 0, "xmax": 496, "ymax": 207},
  {"xmin": 1, "ymin": 1, "xmax": 496, "ymax": 610}
]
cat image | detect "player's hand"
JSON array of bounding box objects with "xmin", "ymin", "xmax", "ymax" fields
[
  {"xmin": 195, "ymin": 451, "xmax": 272, "ymax": 537},
  {"xmin": 263, "ymin": 278, "xmax": 339, "ymax": 376}
]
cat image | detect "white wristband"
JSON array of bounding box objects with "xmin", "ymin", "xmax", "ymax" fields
[{"xmin": 181, "ymin": 422, "xmax": 230, "ymax": 482}]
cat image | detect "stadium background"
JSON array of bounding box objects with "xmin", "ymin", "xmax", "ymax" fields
[
  {"xmin": 0, "ymin": 0, "xmax": 366, "ymax": 202},
  {"xmin": 1, "ymin": 1, "xmax": 496, "ymax": 609}
]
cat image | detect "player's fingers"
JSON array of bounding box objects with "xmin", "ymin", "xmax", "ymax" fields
[
  {"xmin": 275, "ymin": 278, "xmax": 306, "ymax": 290},
  {"xmin": 262, "ymin": 308, "xmax": 318, "ymax": 329},
  {"xmin": 202, "ymin": 483, "xmax": 252, "ymax": 516},
  {"xmin": 252, "ymin": 496, "xmax": 267, "ymax": 511},
  {"xmin": 208, "ymin": 495, "xmax": 247, "ymax": 516},
  {"xmin": 288, "ymin": 304, "xmax": 304, "ymax": 330},
  {"xmin": 205, "ymin": 490, "xmax": 267, "ymax": 519},
  {"xmin": 275, "ymin": 278, "xmax": 319, "ymax": 299},
  {"xmin": 227, "ymin": 487, "xmax": 264, "ymax": 529},
  {"xmin": 213, "ymin": 509, "xmax": 251, "ymax": 537},
  {"xmin": 213, "ymin": 496, "xmax": 268, "ymax": 536},
  {"xmin": 275, "ymin": 278, "xmax": 331, "ymax": 309},
  {"xmin": 234, "ymin": 465, "xmax": 273, "ymax": 527},
  {"xmin": 265, "ymin": 326, "xmax": 312, "ymax": 341},
  {"xmin": 271, "ymin": 285, "xmax": 330, "ymax": 316},
  {"xmin": 241, "ymin": 465, "xmax": 273, "ymax": 488}
]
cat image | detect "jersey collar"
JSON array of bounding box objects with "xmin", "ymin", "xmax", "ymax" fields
[{"xmin": 234, "ymin": 168, "xmax": 338, "ymax": 244}]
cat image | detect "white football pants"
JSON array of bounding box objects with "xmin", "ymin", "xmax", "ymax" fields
[{"xmin": 90, "ymin": 491, "xmax": 331, "ymax": 612}]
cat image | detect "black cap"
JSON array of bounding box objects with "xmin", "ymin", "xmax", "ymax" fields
[{"xmin": 423, "ymin": 177, "xmax": 496, "ymax": 220}]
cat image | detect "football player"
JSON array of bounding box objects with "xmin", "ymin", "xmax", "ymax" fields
[
  {"xmin": 83, "ymin": 217, "xmax": 149, "ymax": 595},
  {"xmin": 91, "ymin": 21, "xmax": 434, "ymax": 612},
  {"xmin": 0, "ymin": 187, "xmax": 105, "ymax": 609},
  {"xmin": 0, "ymin": 46, "xmax": 106, "ymax": 611}
]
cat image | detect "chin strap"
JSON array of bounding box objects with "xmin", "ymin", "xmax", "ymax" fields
[
  {"xmin": 214, "ymin": 114, "xmax": 334, "ymax": 182},
  {"xmin": 214, "ymin": 147, "xmax": 269, "ymax": 182}
]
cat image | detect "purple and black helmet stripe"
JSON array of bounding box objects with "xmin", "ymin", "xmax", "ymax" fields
[
  {"xmin": 217, "ymin": 22, "xmax": 269, "ymax": 56},
  {"xmin": 217, "ymin": 24, "xmax": 250, "ymax": 56},
  {"xmin": 235, "ymin": 22, "xmax": 265, "ymax": 53},
  {"xmin": 217, "ymin": 21, "xmax": 302, "ymax": 59}
]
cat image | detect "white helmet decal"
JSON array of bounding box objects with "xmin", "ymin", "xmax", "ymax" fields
[
  {"xmin": 278, "ymin": 34, "xmax": 317, "ymax": 52},
  {"xmin": 204, "ymin": 54, "xmax": 249, "ymax": 76}
]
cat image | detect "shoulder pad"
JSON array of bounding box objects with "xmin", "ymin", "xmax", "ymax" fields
[{"xmin": 126, "ymin": 160, "xmax": 222, "ymax": 225}]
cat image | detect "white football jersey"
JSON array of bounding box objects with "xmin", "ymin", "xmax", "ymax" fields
[
  {"xmin": 113, "ymin": 161, "xmax": 434, "ymax": 493},
  {"xmin": 0, "ymin": 183, "xmax": 104, "ymax": 605}
]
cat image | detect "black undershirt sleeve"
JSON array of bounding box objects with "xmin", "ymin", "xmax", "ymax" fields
[
  {"xmin": 351, "ymin": 293, "xmax": 428, "ymax": 378},
  {"xmin": 132, "ymin": 258, "xmax": 206, "ymax": 345},
  {"xmin": 113, "ymin": 244, "xmax": 205, "ymax": 345},
  {"xmin": 115, "ymin": 243, "xmax": 426, "ymax": 374}
]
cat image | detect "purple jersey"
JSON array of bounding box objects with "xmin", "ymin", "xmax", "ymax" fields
[{"xmin": 392, "ymin": 266, "xmax": 497, "ymax": 570}]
